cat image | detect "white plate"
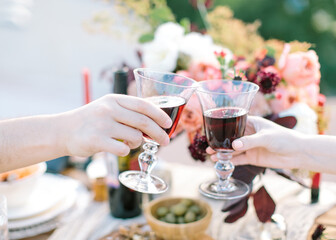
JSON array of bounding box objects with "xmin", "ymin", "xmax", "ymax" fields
[
  {"xmin": 8, "ymin": 173, "xmax": 79, "ymax": 220},
  {"xmin": 8, "ymin": 177, "xmax": 91, "ymax": 240},
  {"xmin": 9, "ymin": 189, "xmax": 76, "ymax": 229}
]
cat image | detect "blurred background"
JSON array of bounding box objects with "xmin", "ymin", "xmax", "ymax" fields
[
  {"xmin": 0, "ymin": 0, "xmax": 335, "ymax": 125},
  {"xmin": 0, "ymin": 0, "xmax": 140, "ymax": 119},
  {"xmin": 169, "ymin": 0, "xmax": 336, "ymax": 95}
]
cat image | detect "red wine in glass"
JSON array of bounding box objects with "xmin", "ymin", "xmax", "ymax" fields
[
  {"xmin": 203, "ymin": 107, "xmax": 247, "ymax": 151},
  {"xmin": 144, "ymin": 96, "xmax": 186, "ymax": 140}
]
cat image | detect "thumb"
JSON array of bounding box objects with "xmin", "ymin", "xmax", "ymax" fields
[{"xmin": 232, "ymin": 133, "xmax": 266, "ymax": 151}]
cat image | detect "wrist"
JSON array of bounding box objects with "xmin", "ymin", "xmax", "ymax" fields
[
  {"xmin": 50, "ymin": 112, "xmax": 73, "ymax": 157},
  {"xmin": 298, "ymin": 133, "xmax": 322, "ymax": 171}
]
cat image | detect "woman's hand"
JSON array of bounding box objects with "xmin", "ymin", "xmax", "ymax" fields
[
  {"xmin": 207, "ymin": 116, "xmax": 307, "ymax": 170},
  {"xmin": 62, "ymin": 94, "xmax": 172, "ymax": 157}
]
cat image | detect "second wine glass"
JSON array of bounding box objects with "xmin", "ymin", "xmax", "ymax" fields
[
  {"xmin": 196, "ymin": 79, "xmax": 259, "ymax": 200},
  {"xmin": 119, "ymin": 68, "xmax": 196, "ymax": 194}
]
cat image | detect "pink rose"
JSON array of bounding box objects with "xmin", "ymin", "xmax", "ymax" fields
[
  {"xmin": 176, "ymin": 70, "xmax": 192, "ymax": 79},
  {"xmin": 179, "ymin": 94, "xmax": 203, "ymax": 133},
  {"xmin": 203, "ymin": 65, "xmax": 222, "ymax": 80},
  {"xmin": 188, "ymin": 62, "xmax": 221, "ymax": 81},
  {"xmin": 235, "ymin": 59, "xmax": 251, "ymax": 71},
  {"xmin": 249, "ymin": 92, "xmax": 271, "ymax": 116},
  {"xmin": 269, "ymin": 86, "xmax": 294, "ymax": 114},
  {"xmin": 296, "ymin": 83, "xmax": 320, "ymax": 108},
  {"xmin": 280, "ymin": 50, "xmax": 321, "ymax": 87}
]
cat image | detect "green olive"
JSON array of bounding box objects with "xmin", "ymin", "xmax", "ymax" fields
[
  {"xmin": 189, "ymin": 204, "xmax": 201, "ymax": 215},
  {"xmin": 156, "ymin": 206, "xmax": 169, "ymax": 218},
  {"xmin": 165, "ymin": 213, "xmax": 176, "ymax": 223},
  {"xmin": 159, "ymin": 217, "xmax": 166, "ymax": 222},
  {"xmin": 196, "ymin": 215, "xmax": 203, "ymax": 221},
  {"xmin": 184, "ymin": 211, "xmax": 196, "ymax": 223},
  {"xmin": 180, "ymin": 199, "xmax": 193, "ymax": 207},
  {"xmin": 171, "ymin": 203, "xmax": 187, "ymax": 216},
  {"xmin": 177, "ymin": 216, "xmax": 185, "ymax": 224}
]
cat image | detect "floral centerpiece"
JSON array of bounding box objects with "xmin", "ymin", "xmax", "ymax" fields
[{"xmin": 140, "ymin": 11, "xmax": 325, "ymax": 154}]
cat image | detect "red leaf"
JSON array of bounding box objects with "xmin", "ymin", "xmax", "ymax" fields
[
  {"xmin": 233, "ymin": 165, "xmax": 265, "ymax": 184},
  {"xmin": 253, "ymin": 186, "xmax": 276, "ymax": 223},
  {"xmin": 274, "ymin": 116, "xmax": 297, "ymax": 129},
  {"xmin": 224, "ymin": 197, "xmax": 249, "ymax": 223}
]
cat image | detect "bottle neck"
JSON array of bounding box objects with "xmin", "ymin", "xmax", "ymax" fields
[{"xmin": 113, "ymin": 68, "xmax": 129, "ymax": 94}]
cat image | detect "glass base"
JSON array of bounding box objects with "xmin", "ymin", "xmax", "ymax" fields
[
  {"xmin": 199, "ymin": 179, "xmax": 249, "ymax": 200},
  {"xmin": 119, "ymin": 170, "xmax": 168, "ymax": 194}
]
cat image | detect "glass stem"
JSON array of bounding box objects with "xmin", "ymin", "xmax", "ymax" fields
[
  {"xmin": 215, "ymin": 151, "xmax": 235, "ymax": 192},
  {"xmin": 138, "ymin": 142, "xmax": 158, "ymax": 182}
]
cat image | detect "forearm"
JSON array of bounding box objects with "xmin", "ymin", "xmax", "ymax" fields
[
  {"xmin": 0, "ymin": 114, "xmax": 68, "ymax": 172},
  {"xmin": 301, "ymin": 134, "xmax": 336, "ymax": 174}
]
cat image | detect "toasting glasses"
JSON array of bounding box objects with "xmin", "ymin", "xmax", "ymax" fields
[
  {"xmin": 196, "ymin": 80, "xmax": 259, "ymax": 199},
  {"xmin": 119, "ymin": 68, "xmax": 196, "ymax": 194}
]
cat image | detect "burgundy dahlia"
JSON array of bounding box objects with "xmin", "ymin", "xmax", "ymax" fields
[
  {"xmin": 188, "ymin": 134, "xmax": 208, "ymax": 162},
  {"xmin": 258, "ymin": 55, "xmax": 275, "ymax": 68},
  {"xmin": 255, "ymin": 70, "xmax": 280, "ymax": 94},
  {"xmin": 312, "ymin": 224, "xmax": 326, "ymax": 240}
]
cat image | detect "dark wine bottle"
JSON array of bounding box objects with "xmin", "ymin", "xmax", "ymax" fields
[
  {"xmin": 108, "ymin": 149, "xmax": 142, "ymax": 218},
  {"xmin": 112, "ymin": 67, "xmax": 129, "ymax": 94},
  {"xmin": 107, "ymin": 67, "xmax": 142, "ymax": 218}
]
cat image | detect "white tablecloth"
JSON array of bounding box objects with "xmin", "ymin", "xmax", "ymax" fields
[{"xmin": 48, "ymin": 160, "xmax": 336, "ymax": 240}]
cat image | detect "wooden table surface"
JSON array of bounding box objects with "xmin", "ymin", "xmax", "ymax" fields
[{"xmin": 308, "ymin": 205, "xmax": 336, "ymax": 239}]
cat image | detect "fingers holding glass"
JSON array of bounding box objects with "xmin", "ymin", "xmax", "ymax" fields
[
  {"xmin": 118, "ymin": 68, "xmax": 196, "ymax": 194},
  {"xmin": 112, "ymin": 107, "xmax": 170, "ymax": 146},
  {"xmin": 114, "ymin": 94, "xmax": 173, "ymax": 129}
]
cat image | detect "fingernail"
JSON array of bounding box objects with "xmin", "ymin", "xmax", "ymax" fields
[
  {"xmin": 233, "ymin": 140, "xmax": 243, "ymax": 149},
  {"xmin": 164, "ymin": 119, "xmax": 172, "ymax": 128},
  {"xmin": 163, "ymin": 136, "xmax": 170, "ymax": 146}
]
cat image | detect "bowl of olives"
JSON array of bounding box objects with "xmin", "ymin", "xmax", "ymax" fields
[{"xmin": 144, "ymin": 197, "xmax": 212, "ymax": 240}]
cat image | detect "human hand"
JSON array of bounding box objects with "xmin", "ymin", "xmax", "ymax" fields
[
  {"xmin": 207, "ymin": 116, "xmax": 307, "ymax": 170},
  {"xmin": 60, "ymin": 94, "xmax": 172, "ymax": 157}
]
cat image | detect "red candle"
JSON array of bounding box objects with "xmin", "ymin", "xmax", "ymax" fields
[
  {"xmin": 312, "ymin": 172, "xmax": 321, "ymax": 189},
  {"xmin": 82, "ymin": 68, "xmax": 91, "ymax": 104},
  {"xmin": 311, "ymin": 172, "xmax": 320, "ymax": 204}
]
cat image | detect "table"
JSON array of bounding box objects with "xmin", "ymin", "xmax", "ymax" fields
[
  {"xmin": 20, "ymin": 133, "xmax": 336, "ymax": 239},
  {"xmin": 28, "ymin": 164, "xmax": 334, "ymax": 240}
]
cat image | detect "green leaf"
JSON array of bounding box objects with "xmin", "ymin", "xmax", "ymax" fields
[
  {"xmin": 138, "ymin": 33, "xmax": 155, "ymax": 43},
  {"xmin": 280, "ymin": 78, "xmax": 287, "ymax": 86},
  {"xmin": 228, "ymin": 59, "xmax": 235, "ymax": 68},
  {"xmin": 180, "ymin": 18, "xmax": 191, "ymax": 33},
  {"xmin": 264, "ymin": 93, "xmax": 275, "ymax": 100},
  {"xmin": 266, "ymin": 46, "xmax": 276, "ymax": 57},
  {"xmin": 149, "ymin": 7, "xmax": 175, "ymax": 27}
]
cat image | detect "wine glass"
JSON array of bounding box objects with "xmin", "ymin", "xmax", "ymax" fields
[
  {"xmin": 119, "ymin": 68, "xmax": 196, "ymax": 194},
  {"xmin": 196, "ymin": 79, "xmax": 259, "ymax": 199}
]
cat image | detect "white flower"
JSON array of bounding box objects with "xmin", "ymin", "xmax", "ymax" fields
[
  {"xmin": 179, "ymin": 32, "xmax": 213, "ymax": 63},
  {"xmin": 142, "ymin": 39, "xmax": 179, "ymax": 72},
  {"xmin": 154, "ymin": 22, "xmax": 185, "ymax": 43},
  {"xmin": 279, "ymin": 103, "xmax": 318, "ymax": 135},
  {"xmin": 179, "ymin": 32, "xmax": 233, "ymax": 67}
]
